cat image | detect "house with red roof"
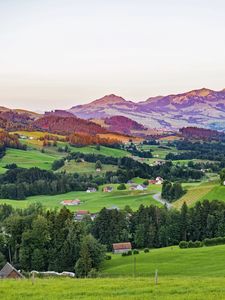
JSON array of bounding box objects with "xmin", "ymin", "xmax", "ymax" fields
[{"xmin": 112, "ymin": 242, "xmax": 132, "ymax": 254}]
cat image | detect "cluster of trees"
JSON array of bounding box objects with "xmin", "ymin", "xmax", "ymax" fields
[
  {"xmin": 0, "ymin": 130, "xmax": 27, "ymax": 158},
  {"xmin": 166, "ymin": 140, "xmax": 225, "ymax": 162},
  {"xmin": 33, "ymin": 115, "xmax": 106, "ymax": 136},
  {"xmin": 1, "ymin": 199, "xmax": 225, "ymax": 274},
  {"xmin": 0, "ymin": 205, "xmax": 106, "ymax": 276},
  {"xmin": 91, "ymin": 200, "xmax": 225, "ymax": 250},
  {"xmin": 124, "ymin": 144, "xmax": 153, "ymax": 158},
  {"xmin": 0, "ymin": 168, "xmax": 98, "ymax": 200},
  {"xmin": 179, "ymin": 236, "xmax": 225, "ymax": 248},
  {"xmin": 161, "ymin": 181, "xmax": 185, "ymax": 202},
  {"xmin": 180, "ymin": 127, "xmax": 225, "ymax": 141},
  {"xmin": 68, "ymin": 133, "xmax": 121, "ymax": 147}
]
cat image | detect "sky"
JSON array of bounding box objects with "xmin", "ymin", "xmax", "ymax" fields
[{"xmin": 0, "ymin": 0, "xmax": 225, "ymax": 111}]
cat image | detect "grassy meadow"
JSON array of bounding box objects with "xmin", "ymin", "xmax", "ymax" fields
[
  {"xmin": 57, "ymin": 161, "xmax": 118, "ymax": 174},
  {"xmin": 2, "ymin": 245, "xmax": 225, "ymax": 299},
  {"xmin": 1, "ymin": 276, "xmax": 225, "ymax": 300},
  {"xmin": 103, "ymin": 244, "xmax": 225, "ymax": 277},
  {"xmin": 0, "ymin": 148, "xmax": 60, "ymax": 174},
  {"xmin": 0, "ymin": 183, "xmax": 162, "ymax": 212}
]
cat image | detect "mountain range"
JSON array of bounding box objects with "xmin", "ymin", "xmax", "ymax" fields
[{"xmin": 69, "ymin": 88, "xmax": 225, "ymax": 130}]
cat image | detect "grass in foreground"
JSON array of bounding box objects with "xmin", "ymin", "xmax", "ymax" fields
[{"xmin": 1, "ymin": 277, "xmax": 225, "ymax": 300}]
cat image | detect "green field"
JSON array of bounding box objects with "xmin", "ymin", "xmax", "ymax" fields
[
  {"xmin": 58, "ymin": 161, "xmax": 118, "ymax": 174},
  {"xmin": 1, "ymin": 276, "xmax": 225, "ymax": 300},
  {"xmin": 2, "ymin": 245, "xmax": 225, "ymax": 299},
  {"xmin": 173, "ymin": 181, "xmax": 217, "ymax": 209},
  {"xmin": 0, "ymin": 184, "xmax": 161, "ymax": 212},
  {"xmin": 103, "ymin": 244, "xmax": 225, "ymax": 277},
  {"xmin": 69, "ymin": 145, "xmax": 130, "ymax": 158},
  {"xmin": 199, "ymin": 185, "xmax": 225, "ymax": 202},
  {"xmin": 0, "ymin": 148, "xmax": 61, "ymax": 173}
]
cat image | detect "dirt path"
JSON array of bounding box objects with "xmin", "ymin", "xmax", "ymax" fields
[{"xmin": 153, "ymin": 192, "xmax": 173, "ymax": 209}]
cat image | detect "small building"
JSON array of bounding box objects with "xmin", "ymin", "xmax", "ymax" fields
[
  {"xmin": 86, "ymin": 187, "xmax": 97, "ymax": 193},
  {"xmin": 75, "ymin": 210, "xmax": 90, "ymax": 221},
  {"xmin": 127, "ymin": 180, "xmax": 134, "ymax": 185},
  {"xmin": 113, "ymin": 242, "xmax": 132, "ymax": 254},
  {"xmin": 129, "ymin": 184, "xmax": 147, "ymax": 191},
  {"xmin": 103, "ymin": 186, "xmax": 113, "ymax": 193},
  {"xmin": 96, "ymin": 168, "xmax": 101, "ymax": 172},
  {"xmin": 156, "ymin": 177, "xmax": 164, "ymax": 184},
  {"xmin": 61, "ymin": 199, "xmax": 81, "ymax": 206},
  {"xmin": 149, "ymin": 177, "xmax": 164, "ymax": 185},
  {"xmin": 0, "ymin": 262, "xmax": 24, "ymax": 279}
]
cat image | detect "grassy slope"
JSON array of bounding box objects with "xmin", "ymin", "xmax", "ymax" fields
[
  {"xmin": 173, "ymin": 181, "xmax": 217, "ymax": 209},
  {"xmin": 103, "ymin": 245, "xmax": 225, "ymax": 277},
  {"xmin": 69, "ymin": 145, "xmax": 130, "ymax": 158},
  {"xmin": 199, "ymin": 185, "xmax": 225, "ymax": 202},
  {"xmin": 57, "ymin": 161, "xmax": 118, "ymax": 174},
  {"xmin": 1, "ymin": 277, "xmax": 225, "ymax": 300},
  {"xmin": 0, "ymin": 148, "xmax": 61, "ymax": 173},
  {"xmin": 0, "ymin": 184, "xmax": 161, "ymax": 212}
]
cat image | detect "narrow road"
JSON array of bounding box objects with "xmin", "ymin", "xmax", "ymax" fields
[{"xmin": 153, "ymin": 192, "xmax": 173, "ymax": 209}]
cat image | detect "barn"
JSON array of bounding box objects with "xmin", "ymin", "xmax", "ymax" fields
[
  {"xmin": 112, "ymin": 242, "xmax": 132, "ymax": 254},
  {"xmin": 0, "ymin": 262, "xmax": 24, "ymax": 279}
]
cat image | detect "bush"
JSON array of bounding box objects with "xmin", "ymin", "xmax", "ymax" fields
[
  {"xmin": 105, "ymin": 255, "xmax": 112, "ymax": 260},
  {"xmin": 203, "ymin": 236, "xmax": 225, "ymax": 247},
  {"xmin": 117, "ymin": 183, "xmax": 126, "ymax": 190},
  {"xmin": 188, "ymin": 240, "xmax": 195, "ymax": 248},
  {"xmin": 133, "ymin": 249, "xmax": 139, "ymax": 255},
  {"xmin": 121, "ymin": 252, "xmax": 127, "ymax": 257},
  {"xmin": 127, "ymin": 250, "xmax": 132, "ymax": 256},
  {"xmin": 87, "ymin": 268, "xmax": 98, "ymax": 278},
  {"xmin": 144, "ymin": 248, "xmax": 150, "ymax": 253},
  {"xmin": 194, "ymin": 240, "xmax": 203, "ymax": 248},
  {"xmin": 179, "ymin": 241, "xmax": 188, "ymax": 249}
]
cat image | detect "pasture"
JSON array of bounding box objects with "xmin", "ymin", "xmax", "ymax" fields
[
  {"xmin": 103, "ymin": 244, "xmax": 225, "ymax": 277},
  {"xmin": 58, "ymin": 161, "xmax": 118, "ymax": 174},
  {"xmin": 1, "ymin": 276, "xmax": 225, "ymax": 300},
  {"xmin": 0, "ymin": 184, "xmax": 162, "ymax": 212},
  {"xmin": 0, "ymin": 148, "xmax": 60, "ymax": 173}
]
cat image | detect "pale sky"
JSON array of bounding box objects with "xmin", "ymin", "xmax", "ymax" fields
[{"xmin": 0, "ymin": 0, "xmax": 225, "ymax": 111}]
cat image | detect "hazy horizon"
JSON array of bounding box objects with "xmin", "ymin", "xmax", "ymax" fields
[{"xmin": 0, "ymin": 0, "xmax": 225, "ymax": 111}]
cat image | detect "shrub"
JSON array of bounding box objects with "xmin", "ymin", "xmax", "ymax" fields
[
  {"xmin": 179, "ymin": 241, "xmax": 188, "ymax": 249},
  {"xmin": 133, "ymin": 249, "xmax": 139, "ymax": 255},
  {"xmin": 117, "ymin": 183, "xmax": 126, "ymax": 190},
  {"xmin": 87, "ymin": 268, "xmax": 98, "ymax": 278},
  {"xmin": 194, "ymin": 241, "xmax": 203, "ymax": 248},
  {"xmin": 188, "ymin": 241, "xmax": 195, "ymax": 248},
  {"xmin": 105, "ymin": 255, "xmax": 112, "ymax": 260},
  {"xmin": 144, "ymin": 248, "xmax": 150, "ymax": 253},
  {"xmin": 121, "ymin": 252, "xmax": 127, "ymax": 257},
  {"xmin": 127, "ymin": 250, "xmax": 132, "ymax": 256}
]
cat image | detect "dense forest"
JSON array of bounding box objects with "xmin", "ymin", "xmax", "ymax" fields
[
  {"xmin": 1, "ymin": 200, "xmax": 225, "ymax": 275},
  {"xmin": 166, "ymin": 140, "xmax": 225, "ymax": 162}
]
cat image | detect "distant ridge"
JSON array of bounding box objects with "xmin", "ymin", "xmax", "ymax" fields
[{"xmin": 69, "ymin": 88, "xmax": 225, "ymax": 130}]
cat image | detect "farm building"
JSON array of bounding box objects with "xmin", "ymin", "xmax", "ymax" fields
[
  {"xmin": 149, "ymin": 177, "xmax": 164, "ymax": 185},
  {"xmin": 103, "ymin": 186, "xmax": 113, "ymax": 193},
  {"xmin": 129, "ymin": 184, "xmax": 147, "ymax": 191},
  {"xmin": 0, "ymin": 262, "xmax": 24, "ymax": 279},
  {"xmin": 86, "ymin": 187, "xmax": 97, "ymax": 193},
  {"xmin": 61, "ymin": 199, "xmax": 81, "ymax": 206},
  {"xmin": 74, "ymin": 210, "xmax": 90, "ymax": 221},
  {"xmin": 113, "ymin": 242, "xmax": 132, "ymax": 254}
]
